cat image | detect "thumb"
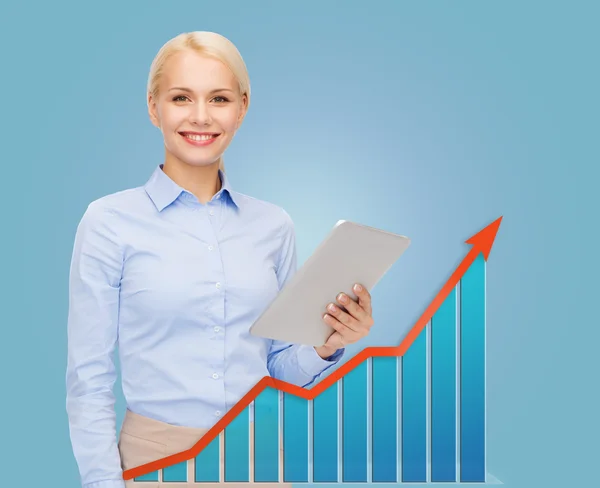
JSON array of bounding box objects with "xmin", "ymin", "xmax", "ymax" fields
[{"xmin": 326, "ymin": 331, "xmax": 345, "ymax": 349}]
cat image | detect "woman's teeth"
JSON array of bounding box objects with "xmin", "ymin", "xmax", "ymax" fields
[{"xmin": 184, "ymin": 133, "xmax": 216, "ymax": 141}]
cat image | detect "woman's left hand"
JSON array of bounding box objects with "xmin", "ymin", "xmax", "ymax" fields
[{"xmin": 314, "ymin": 283, "xmax": 374, "ymax": 359}]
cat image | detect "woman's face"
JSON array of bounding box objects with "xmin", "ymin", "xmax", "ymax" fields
[{"xmin": 148, "ymin": 49, "xmax": 247, "ymax": 169}]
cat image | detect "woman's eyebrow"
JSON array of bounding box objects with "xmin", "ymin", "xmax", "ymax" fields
[{"xmin": 168, "ymin": 87, "xmax": 235, "ymax": 94}]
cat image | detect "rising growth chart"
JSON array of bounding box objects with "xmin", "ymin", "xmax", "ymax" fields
[{"xmin": 125, "ymin": 217, "xmax": 503, "ymax": 485}]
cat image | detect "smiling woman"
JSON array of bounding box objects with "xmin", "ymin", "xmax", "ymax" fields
[{"xmin": 65, "ymin": 31, "xmax": 375, "ymax": 488}]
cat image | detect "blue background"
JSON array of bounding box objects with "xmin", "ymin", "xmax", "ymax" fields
[{"xmin": 2, "ymin": 1, "xmax": 597, "ymax": 487}]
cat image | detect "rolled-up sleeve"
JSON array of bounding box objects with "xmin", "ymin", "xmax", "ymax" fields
[
  {"xmin": 66, "ymin": 202, "xmax": 126, "ymax": 488},
  {"xmin": 267, "ymin": 210, "xmax": 344, "ymax": 387}
]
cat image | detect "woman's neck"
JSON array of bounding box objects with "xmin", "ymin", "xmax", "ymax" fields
[{"xmin": 162, "ymin": 157, "xmax": 221, "ymax": 205}]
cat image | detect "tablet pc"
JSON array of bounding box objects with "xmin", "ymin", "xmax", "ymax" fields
[{"xmin": 249, "ymin": 220, "xmax": 411, "ymax": 346}]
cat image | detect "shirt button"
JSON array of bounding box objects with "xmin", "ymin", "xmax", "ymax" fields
[
  {"xmin": 209, "ymin": 209, "xmax": 215, "ymax": 216},
  {"xmin": 208, "ymin": 245, "xmax": 214, "ymax": 251},
  {"xmin": 215, "ymin": 282, "xmax": 221, "ymax": 289},
  {"xmin": 214, "ymin": 326, "xmax": 220, "ymax": 332},
  {"xmin": 212, "ymin": 373, "xmax": 219, "ymax": 379},
  {"xmin": 215, "ymin": 410, "xmax": 221, "ymax": 416}
]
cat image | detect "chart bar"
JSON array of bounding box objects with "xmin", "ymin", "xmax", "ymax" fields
[
  {"xmin": 283, "ymin": 393, "xmax": 309, "ymax": 482},
  {"xmin": 431, "ymin": 288, "xmax": 457, "ymax": 482},
  {"xmin": 194, "ymin": 433, "xmax": 220, "ymax": 483},
  {"xmin": 402, "ymin": 328, "xmax": 427, "ymax": 482},
  {"xmin": 134, "ymin": 470, "xmax": 158, "ymax": 482},
  {"xmin": 224, "ymin": 406, "xmax": 250, "ymax": 482},
  {"xmin": 342, "ymin": 361, "xmax": 368, "ymax": 482},
  {"xmin": 313, "ymin": 382, "xmax": 338, "ymax": 482},
  {"xmin": 162, "ymin": 459, "xmax": 186, "ymax": 482},
  {"xmin": 460, "ymin": 255, "xmax": 486, "ymax": 482},
  {"xmin": 372, "ymin": 356, "xmax": 398, "ymax": 482},
  {"xmin": 254, "ymin": 388, "xmax": 279, "ymax": 482}
]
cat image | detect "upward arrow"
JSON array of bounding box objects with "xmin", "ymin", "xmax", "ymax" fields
[
  {"xmin": 124, "ymin": 216, "xmax": 503, "ymax": 480},
  {"xmin": 466, "ymin": 216, "xmax": 502, "ymax": 261}
]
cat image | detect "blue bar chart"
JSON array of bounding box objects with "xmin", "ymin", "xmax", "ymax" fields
[{"xmin": 133, "ymin": 255, "xmax": 492, "ymax": 485}]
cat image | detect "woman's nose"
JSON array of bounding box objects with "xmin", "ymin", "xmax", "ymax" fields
[{"xmin": 189, "ymin": 102, "xmax": 212, "ymax": 126}]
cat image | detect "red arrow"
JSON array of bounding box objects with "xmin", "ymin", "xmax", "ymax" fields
[{"xmin": 124, "ymin": 216, "xmax": 502, "ymax": 480}]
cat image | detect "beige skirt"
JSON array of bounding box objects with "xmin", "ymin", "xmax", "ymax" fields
[{"xmin": 118, "ymin": 409, "xmax": 292, "ymax": 487}]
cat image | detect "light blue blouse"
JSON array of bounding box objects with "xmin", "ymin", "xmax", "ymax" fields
[{"xmin": 66, "ymin": 165, "xmax": 344, "ymax": 488}]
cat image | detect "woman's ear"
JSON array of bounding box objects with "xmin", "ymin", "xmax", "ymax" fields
[
  {"xmin": 148, "ymin": 93, "xmax": 160, "ymax": 129},
  {"xmin": 236, "ymin": 94, "xmax": 248, "ymax": 129}
]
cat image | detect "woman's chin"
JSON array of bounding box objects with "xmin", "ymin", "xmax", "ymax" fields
[{"xmin": 167, "ymin": 152, "xmax": 222, "ymax": 169}]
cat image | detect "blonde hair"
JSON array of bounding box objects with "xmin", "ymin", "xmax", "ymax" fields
[{"xmin": 147, "ymin": 31, "xmax": 251, "ymax": 173}]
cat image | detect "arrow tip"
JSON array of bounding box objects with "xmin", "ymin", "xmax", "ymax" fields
[{"xmin": 465, "ymin": 216, "xmax": 503, "ymax": 260}]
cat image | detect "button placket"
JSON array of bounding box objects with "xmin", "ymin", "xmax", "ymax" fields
[
  {"xmin": 193, "ymin": 207, "xmax": 224, "ymax": 368},
  {"xmin": 200, "ymin": 199, "xmax": 226, "ymax": 401}
]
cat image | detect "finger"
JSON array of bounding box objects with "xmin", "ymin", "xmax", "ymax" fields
[
  {"xmin": 323, "ymin": 313, "xmax": 361, "ymax": 343},
  {"xmin": 326, "ymin": 302, "xmax": 360, "ymax": 332},
  {"xmin": 335, "ymin": 292, "xmax": 370, "ymax": 324},
  {"xmin": 353, "ymin": 283, "xmax": 372, "ymax": 316},
  {"xmin": 323, "ymin": 313, "xmax": 370, "ymax": 344}
]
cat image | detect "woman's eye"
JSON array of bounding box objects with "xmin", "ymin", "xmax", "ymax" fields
[
  {"xmin": 173, "ymin": 95, "xmax": 188, "ymax": 102},
  {"xmin": 212, "ymin": 96, "xmax": 229, "ymax": 103}
]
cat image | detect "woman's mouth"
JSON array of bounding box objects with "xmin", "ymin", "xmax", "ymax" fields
[{"xmin": 179, "ymin": 132, "xmax": 220, "ymax": 146}]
